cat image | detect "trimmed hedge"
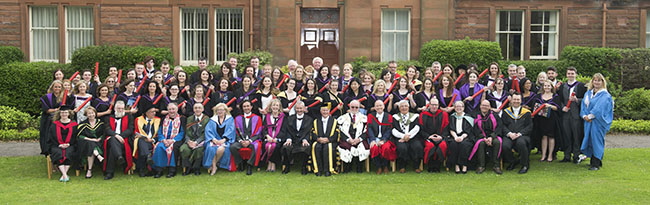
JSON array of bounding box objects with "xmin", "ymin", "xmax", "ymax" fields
[
  {"xmin": 0, "ymin": 128, "xmax": 39, "ymax": 141},
  {"xmin": 228, "ymin": 50, "xmax": 273, "ymax": 72},
  {"xmin": 610, "ymin": 119, "xmax": 650, "ymax": 134},
  {"xmin": 420, "ymin": 38, "xmax": 502, "ymax": 69},
  {"xmin": 559, "ymin": 46, "xmax": 622, "ymax": 82},
  {"xmin": 0, "ymin": 46, "xmax": 24, "ymax": 66},
  {"xmin": 70, "ymin": 45, "xmax": 174, "ymax": 77},
  {"xmin": 499, "ymin": 60, "xmax": 568, "ymax": 80},
  {"xmin": 0, "ymin": 62, "xmax": 73, "ymax": 116},
  {"xmin": 614, "ymin": 88, "xmax": 650, "ymax": 120},
  {"xmin": 618, "ymin": 48, "xmax": 650, "ymax": 90}
]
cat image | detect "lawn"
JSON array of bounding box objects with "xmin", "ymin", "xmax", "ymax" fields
[{"xmin": 0, "ymin": 148, "xmax": 649, "ymax": 204}]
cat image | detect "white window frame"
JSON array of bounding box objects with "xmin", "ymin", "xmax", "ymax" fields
[
  {"xmin": 64, "ymin": 6, "xmax": 94, "ymax": 63},
  {"xmin": 496, "ymin": 10, "xmax": 525, "ymax": 61},
  {"xmin": 380, "ymin": 9, "xmax": 411, "ymax": 62},
  {"xmin": 529, "ymin": 10, "xmax": 559, "ymax": 60},
  {"xmin": 180, "ymin": 8, "xmax": 209, "ymax": 66},
  {"xmin": 214, "ymin": 8, "xmax": 245, "ymax": 65},
  {"xmin": 29, "ymin": 6, "xmax": 59, "ymax": 62}
]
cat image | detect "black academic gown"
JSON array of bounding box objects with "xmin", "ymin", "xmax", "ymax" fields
[{"xmin": 309, "ymin": 117, "xmax": 340, "ymax": 175}]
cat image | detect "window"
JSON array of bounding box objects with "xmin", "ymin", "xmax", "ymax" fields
[
  {"xmin": 530, "ymin": 11, "xmax": 558, "ymax": 59},
  {"xmin": 181, "ymin": 8, "xmax": 209, "ymax": 65},
  {"xmin": 496, "ymin": 11, "xmax": 524, "ymax": 60},
  {"xmin": 215, "ymin": 8, "xmax": 244, "ymax": 63},
  {"xmin": 30, "ymin": 7, "xmax": 59, "ymax": 62},
  {"xmin": 381, "ymin": 9, "xmax": 410, "ymax": 61},
  {"xmin": 65, "ymin": 7, "xmax": 94, "ymax": 62},
  {"xmin": 646, "ymin": 11, "xmax": 650, "ymax": 48}
]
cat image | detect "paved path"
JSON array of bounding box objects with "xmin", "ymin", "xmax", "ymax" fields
[{"xmin": 0, "ymin": 134, "xmax": 648, "ymax": 157}]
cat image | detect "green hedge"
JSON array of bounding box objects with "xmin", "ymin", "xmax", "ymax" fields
[
  {"xmin": 559, "ymin": 46, "xmax": 622, "ymax": 82},
  {"xmin": 420, "ymin": 38, "xmax": 502, "ymax": 69},
  {"xmin": 70, "ymin": 45, "xmax": 174, "ymax": 77},
  {"xmin": 0, "ymin": 128, "xmax": 39, "ymax": 141},
  {"xmin": 0, "ymin": 62, "xmax": 73, "ymax": 116},
  {"xmin": 614, "ymin": 88, "xmax": 650, "ymax": 120},
  {"xmin": 610, "ymin": 119, "xmax": 650, "ymax": 134},
  {"xmin": 0, "ymin": 106, "xmax": 34, "ymax": 130},
  {"xmin": 618, "ymin": 48, "xmax": 650, "ymax": 90},
  {"xmin": 349, "ymin": 56, "xmax": 422, "ymax": 78},
  {"xmin": 228, "ymin": 50, "xmax": 273, "ymax": 72},
  {"xmin": 499, "ymin": 60, "xmax": 568, "ymax": 80},
  {"xmin": 0, "ymin": 46, "xmax": 24, "ymax": 66}
]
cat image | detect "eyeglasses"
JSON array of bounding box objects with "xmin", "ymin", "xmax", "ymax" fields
[
  {"xmin": 107, "ymin": 81, "xmax": 115, "ymax": 83},
  {"xmin": 350, "ymin": 106, "xmax": 359, "ymax": 109}
]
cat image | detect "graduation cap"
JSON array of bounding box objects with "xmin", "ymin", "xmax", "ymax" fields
[
  {"xmin": 59, "ymin": 103, "xmax": 74, "ymax": 111},
  {"xmin": 415, "ymin": 65, "xmax": 425, "ymax": 72},
  {"xmin": 139, "ymin": 100, "xmax": 157, "ymax": 114},
  {"xmin": 321, "ymin": 102, "xmax": 332, "ymax": 110}
]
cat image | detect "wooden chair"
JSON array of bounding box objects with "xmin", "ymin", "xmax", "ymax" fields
[
  {"xmin": 46, "ymin": 155, "xmax": 79, "ymax": 179},
  {"xmin": 389, "ymin": 160, "xmax": 423, "ymax": 172},
  {"xmin": 339, "ymin": 160, "xmax": 371, "ymax": 173}
]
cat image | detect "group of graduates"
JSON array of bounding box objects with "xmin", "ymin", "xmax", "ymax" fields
[{"xmin": 39, "ymin": 56, "xmax": 613, "ymax": 182}]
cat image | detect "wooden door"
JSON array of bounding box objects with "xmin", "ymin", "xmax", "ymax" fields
[{"xmin": 300, "ymin": 8, "xmax": 339, "ymax": 66}]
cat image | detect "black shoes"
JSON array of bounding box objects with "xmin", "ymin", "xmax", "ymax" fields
[
  {"xmin": 246, "ymin": 165, "xmax": 253, "ymax": 175},
  {"xmin": 282, "ymin": 167, "xmax": 290, "ymax": 174},
  {"xmin": 589, "ymin": 166, "xmax": 600, "ymax": 171},
  {"xmin": 559, "ymin": 158, "xmax": 571, "ymax": 163},
  {"xmin": 301, "ymin": 167, "xmax": 308, "ymax": 175},
  {"xmin": 493, "ymin": 167, "xmax": 503, "ymax": 175},
  {"xmin": 154, "ymin": 171, "xmax": 162, "ymax": 178},
  {"xmin": 194, "ymin": 169, "xmax": 201, "ymax": 175},
  {"xmin": 518, "ymin": 166, "xmax": 529, "ymax": 174},
  {"xmin": 104, "ymin": 172, "xmax": 114, "ymax": 180},
  {"xmin": 324, "ymin": 171, "xmax": 331, "ymax": 177},
  {"xmin": 506, "ymin": 163, "xmax": 517, "ymax": 171},
  {"xmin": 476, "ymin": 167, "xmax": 485, "ymax": 174},
  {"xmin": 166, "ymin": 171, "xmax": 176, "ymax": 178}
]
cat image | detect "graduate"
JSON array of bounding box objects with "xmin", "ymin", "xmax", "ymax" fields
[
  {"xmin": 502, "ymin": 93, "xmax": 533, "ymax": 174},
  {"xmin": 322, "ymin": 80, "xmax": 344, "ymax": 118},
  {"xmin": 438, "ymin": 75, "xmax": 461, "ymax": 113},
  {"xmin": 486, "ymin": 78, "xmax": 509, "ymax": 117},
  {"xmin": 186, "ymin": 85, "xmax": 216, "ymax": 117},
  {"xmin": 73, "ymin": 81, "xmax": 93, "ymax": 122},
  {"xmin": 203, "ymin": 103, "xmax": 237, "ymax": 175},
  {"xmin": 390, "ymin": 77, "xmax": 416, "ymax": 114},
  {"xmin": 103, "ymin": 101, "xmax": 135, "ymax": 180},
  {"xmin": 367, "ymin": 100, "xmax": 394, "ymax": 174},
  {"xmin": 232, "ymin": 76, "xmax": 256, "ymax": 116},
  {"xmin": 414, "ymin": 78, "xmax": 436, "ymax": 113},
  {"xmin": 138, "ymin": 81, "xmax": 163, "ymax": 117},
  {"xmin": 173, "ymin": 70, "xmax": 191, "ymax": 101},
  {"xmin": 253, "ymin": 76, "xmax": 278, "ymax": 116},
  {"xmin": 391, "ymin": 100, "xmax": 422, "ymax": 173},
  {"xmin": 261, "ymin": 99, "xmax": 286, "ymax": 172},
  {"xmin": 419, "ymin": 99, "xmax": 449, "ymax": 173},
  {"xmin": 580, "ymin": 73, "xmax": 613, "ymax": 171},
  {"xmin": 116, "ymin": 79, "xmax": 139, "ymax": 116},
  {"xmin": 341, "ymin": 78, "xmax": 367, "ymax": 114},
  {"xmin": 469, "ymin": 100, "xmax": 503, "ymax": 174},
  {"xmin": 180, "ymin": 103, "xmax": 209, "ymax": 176},
  {"xmin": 161, "ymin": 84, "xmax": 186, "ymax": 117},
  {"xmin": 558, "ymin": 67, "xmax": 587, "ymax": 163},
  {"xmin": 152, "ymin": 103, "xmax": 186, "ymax": 178},
  {"xmin": 367, "ymin": 80, "xmax": 391, "ymax": 113},
  {"xmin": 315, "ymin": 65, "xmax": 331, "ymax": 90},
  {"xmin": 40, "ymin": 80, "xmax": 73, "ymax": 155},
  {"xmin": 405, "ymin": 66, "xmax": 422, "ymax": 91},
  {"xmin": 478, "ymin": 62, "xmax": 501, "ymax": 88},
  {"xmin": 281, "ymin": 101, "xmax": 314, "ymax": 174},
  {"xmin": 277, "ymin": 78, "xmax": 299, "ymax": 115},
  {"xmin": 309, "ymin": 102, "xmax": 341, "ymax": 177},
  {"xmin": 48, "ymin": 105, "xmax": 78, "ymax": 182},
  {"xmin": 132, "ymin": 103, "xmax": 160, "ymax": 177},
  {"xmin": 76, "ymin": 107, "xmax": 106, "ymax": 179},
  {"xmin": 460, "ymin": 71, "xmax": 486, "ymax": 117},
  {"xmin": 301, "ymin": 79, "xmax": 324, "ymax": 120},
  {"xmin": 447, "ymin": 101, "xmax": 475, "ymax": 174},
  {"xmin": 213, "ymin": 78, "xmax": 234, "ymax": 106},
  {"xmin": 337, "ymin": 100, "xmax": 369, "ymax": 173},
  {"xmin": 229, "ymin": 100, "xmax": 264, "ymax": 175},
  {"xmin": 92, "ymin": 84, "xmax": 113, "ymax": 120},
  {"xmin": 535, "ymin": 80, "xmax": 561, "ymax": 162}
]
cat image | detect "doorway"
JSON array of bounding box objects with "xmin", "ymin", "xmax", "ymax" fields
[{"xmin": 300, "ymin": 8, "xmax": 339, "ymax": 66}]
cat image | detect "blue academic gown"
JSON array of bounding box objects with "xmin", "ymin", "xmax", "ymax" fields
[
  {"xmin": 580, "ymin": 89, "xmax": 613, "ymax": 160},
  {"xmin": 153, "ymin": 120, "xmax": 184, "ymax": 168},
  {"xmin": 202, "ymin": 116, "xmax": 236, "ymax": 170}
]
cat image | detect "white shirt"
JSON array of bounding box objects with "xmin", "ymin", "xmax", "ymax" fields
[
  {"xmin": 391, "ymin": 114, "xmax": 420, "ymax": 139},
  {"xmin": 244, "ymin": 113, "xmax": 252, "ymax": 128},
  {"xmin": 567, "ymin": 80, "xmax": 576, "ymax": 94},
  {"xmin": 375, "ymin": 112, "xmax": 384, "ymax": 140},
  {"xmin": 295, "ymin": 114, "xmax": 304, "ymax": 130},
  {"xmin": 115, "ymin": 118, "xmax": 122, "ymax": 135},
  {"xmin": 455, "ymin": 115, "xmax": 464, "ymax": 134},
  {"xmin": 321, "ymin": 117, "xmax": 329, "ymax": 133},
  {"xmin": 512, "ymin": 106, "xmax": 521, "ymax": 118}
]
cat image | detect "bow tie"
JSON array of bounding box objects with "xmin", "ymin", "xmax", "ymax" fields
[{"xmin": 297, "ymin": 118, "xmax": 303, "ymax": 121}]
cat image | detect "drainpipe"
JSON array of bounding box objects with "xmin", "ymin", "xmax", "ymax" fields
[
  {"xmin": 602, "ymin": 2, "xmax": 607, "ymax": 47},
  {"xmin": 249, "ymin": 0, "xmax": 254, "ymax": 50}
]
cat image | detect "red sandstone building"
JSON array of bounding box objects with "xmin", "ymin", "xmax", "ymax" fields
[{"xmin": 1, "ymin": 0, "xmax": 649, "ymax": 66}]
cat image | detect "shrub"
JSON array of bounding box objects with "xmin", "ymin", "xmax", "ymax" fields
[
  {"xmin": 559, "ymin": 46, "xmax": 622, "ymax": 82},
  {"xmin": 228, "ymin": 50, "xmax": 273, "ymax": 72},
  {"xmin": 0, "ymin": 106, "xmax": 34, "ymax": 130},
  {"xmin": 350, "ymin": 57, "xmax": 422, "ymax": 78},
  {"xmin": 420, "ymin": 38, "xmax": 502, "ymax": 69},
  {"xmin": 617, "ymin": 48, "xmax": 650, "ymax": 90},
  {"xmin": 0, "ymin": 62, "xmax": 73, "ymax": 116},
  {"xmin": 0, "ymin": 46, "xmax": 24, "ymax": 66},
  {"xmin": 0, "ymin": 128, "xmax": 39, "ymax": 141},
  {"xmin": 613, "ymin": 88, "xmax": 650, "ymax": 120},
  {"xmin": 610, "ymin": 119, "xmax": 650, "ymax": 134},
  {"xmin": 70, "ymin": 45, "xmax": 174, "ymax": 78}
]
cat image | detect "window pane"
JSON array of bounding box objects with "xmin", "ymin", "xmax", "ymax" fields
[
  {"xmin": 382, "ymin": 10, "xmax": 395, "ymax": 30},
  {"xmin": 531, "ymin": 11, "xmax": 542, "ymax": 24},
  {"xmin": 215, "ymin": 8, "xmax": 244, "ymax": 62},
  {"xmin": 547, "ymin": 33, "xmax": 556, "ymax": 56},
  {"xmin": 510, "ymin": 33, "xmax": 522, "ymax": 60},
  {"xmin": 510, "ymin": 11, "xmax": 522, "ymax": 31},
  {"xmin": 498, "ymin": 34, "xmax": 508, "ymax": 59},
  {"xmin": 181, "ymin": 8, "xmax": 209, "ymax": 62},
  {"xmin": 381, "ymin": 32, "xmax": 394, "ymax": 61},
  {"xmin": 66, "ymin": 7, "xmax": 94, "ymax": 60},
  {"xmin": 395, "ymin": 10, "xmax": 409, "ymax": 31},
  {"xmin": 32, "ymin": 7, "xmax": 58, "ymax": 27},
  {"xmin": 32, "ymin": 7, "xmax": 59, "ymax": 61},
  {"xmin": 530, "ymin": 33, "xmax": 543, "ymax": 56},
  {"xmin": 498, "ymin": 12, "xmax": 508, "ymax": 31},
  {"xmin": 395, "ymin": 32, "xmax": 409, "ymax": 61}
]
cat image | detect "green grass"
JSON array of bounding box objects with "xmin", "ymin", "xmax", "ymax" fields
[{"xmin": 1, "ymin": 148, "xmax": 649, "ymax": 204}]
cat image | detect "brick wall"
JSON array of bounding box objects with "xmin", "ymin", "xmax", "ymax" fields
[
  {"xmin": 454, "ymin": 7, "xmax": 490, "ymax": 40},
  {"xmin": 100, "ymin": 5, "xmax": 173, "ymax": 48},
  {"xmin": 0, "ymin": 3, "xmax": 21, "ymax": 47},
  {"xmin": 566, "ymin": 8, "xmax": 603, "ymax": 48},
  {"xmin": 605, "ymin": 8, "xmax": 640, "ymax": 48}
]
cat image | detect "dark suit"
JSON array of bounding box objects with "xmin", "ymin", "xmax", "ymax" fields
[
  {"xmin": 104, "ymin": 114, "xmax": 135, "ymax": 175},
  {"xmin": 419, "ymin": 110, "xmax": 449, "ymax": 169},
  {"xmin": 309, "ymin": 117, "xmax": 340, "ymax": 175},
  {"xmin": 501, "ymin": 107, "xmax": 533, "ymax": 167},
  {"xmin": 391, "ymin": 113, "xmax": 422, "ymax": 170},
  {"xmin": 472, "ymin": 111, "xmax": 503, "ymax": 168},
  {"xmin": 558, "ymin": 81, "xmax": 587, "ymax": 161},
  {"xmin": 281, "ymin": 114, "xmax": 313, "ymax": 171},
  {"xmin": 367, "ymin": 112, "xmax": 392, "ymax": 168}
]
